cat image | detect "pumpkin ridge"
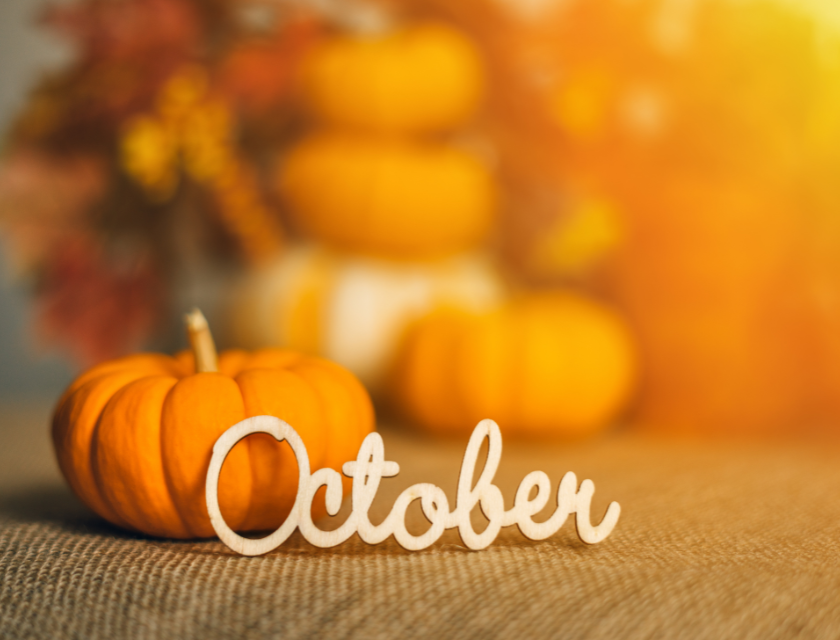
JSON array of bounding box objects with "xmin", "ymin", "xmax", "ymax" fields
[
  {"xmin": 293, "ymin": 358, "xmax": 375, "ymax": 445},
  {"xmin": 158, "ymin": 378, "xmax": 196, "ymax": 537},
  {"xmin": 63, "ymin": 354, "xmax": 180, "ymax": 401},
  {"xmin": 234, "ymin": 368, "xmax": 323, "ymax": 531},
  {"xmin": 232, "ymin": 372, "xmax": 280, "ymax": 532},
  {"xmin": 160, "ymin": 372, "xmax": 250, "ymax": 537},
  {"xmin": 56, "ymin": 370, "xmax": 160, "ymax": 529},
  {"xmin": 281, "ymin": 361, "xmax": 374, "ymax": 522},
  {"xmin": 88, "ymin": 412, "xmax": 124, "ymax": 530},
  {"xmin": 217, "ymin": 349, "xmax": 250, "ymax": 377},
  {"xmin": 288, "ymin": 363, "xmax": 355, "ymax": 467},
  {"xmin": 92, "ymin": 374, "xmax": 189, "ymax": 537}
]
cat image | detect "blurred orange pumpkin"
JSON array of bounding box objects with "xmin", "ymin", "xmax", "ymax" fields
[
  {"xmin": 301, "ymin": 23, "xmax": 484, "ymax": 134},
  {"xmin": 279, "ymin": 133, "xmax": 496, "ymax": 257},
  {"xmin": 393, "ymin": 292, "xmax": 637, "ymax": 438},
  {"xmin": 52, "ymin": 311, "xmax": 374, "ymax": 539}
]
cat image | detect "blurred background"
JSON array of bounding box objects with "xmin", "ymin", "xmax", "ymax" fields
[
  {"xmin": 3, "ymin": 0, "xmax": 840, "ymax": 439},
  {"xmin": 0, "ymin": 0, "xmax": 73, "ymax": 398}
]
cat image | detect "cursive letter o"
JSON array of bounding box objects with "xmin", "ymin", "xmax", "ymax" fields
[{"xmin": 206, "ymin": 415, "xmax": 310, "ymax": 556}]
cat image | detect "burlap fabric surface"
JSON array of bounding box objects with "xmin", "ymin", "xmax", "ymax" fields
[{"xmin": 2, "ymin": 403, "xmax": 840, "ymax": 639}]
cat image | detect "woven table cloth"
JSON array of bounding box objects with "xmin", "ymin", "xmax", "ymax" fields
[{"xmin": 2, "ymin": 402, "xmax": 840, "ymax": 639}]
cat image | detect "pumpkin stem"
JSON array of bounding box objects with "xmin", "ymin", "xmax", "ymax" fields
[{"xmin": 185, "ymin": 308, "xmax": 219, "ymax": 373}]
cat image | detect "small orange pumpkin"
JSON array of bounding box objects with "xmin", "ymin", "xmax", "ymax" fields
[
  {"xmin": 393, "ymin": 293, "xmax": 637, "ymax": 438},
  {"xmin": 51, "ymin": 310, "xmax": 374, "ymax": 539}
]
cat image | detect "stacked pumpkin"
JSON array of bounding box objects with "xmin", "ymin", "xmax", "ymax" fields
[
  {"xmin": 285, "ymin": 23, "xmax": 493, "ymax": 258},
  {"xmin": 232, "ymin": 23, "xmax": 504, "ymax": 391},
  {"xmin": 233, "ymin": 22, "xmax": 638, "ymax": 439}
]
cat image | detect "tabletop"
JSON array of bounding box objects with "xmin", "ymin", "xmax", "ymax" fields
[{"xmin": 2, "ymin": 402, "xmax": 840, "ymax": 639}]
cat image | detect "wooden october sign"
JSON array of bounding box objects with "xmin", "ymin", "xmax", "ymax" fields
[{"xmin": 207, "ymin": 417, "xmax": 621, "ymax": 555}]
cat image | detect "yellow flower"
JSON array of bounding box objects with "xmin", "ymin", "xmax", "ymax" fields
[
  {"xmin": 117, "ymin": 64, "xmax": 283, "ymax": 261},
  {"xmin": 120, "ymin": 115, "xmax": 179, "ymax": 201}
]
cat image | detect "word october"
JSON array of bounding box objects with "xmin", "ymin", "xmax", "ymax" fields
[{"xmin": 206, "ymin": 417, "xmax": 621, "ymax": 555}]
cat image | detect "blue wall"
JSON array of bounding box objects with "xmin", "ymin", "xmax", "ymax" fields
[{"xmin": 0, "ymin": 0, "xmax": 76, "ymax": 399}]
